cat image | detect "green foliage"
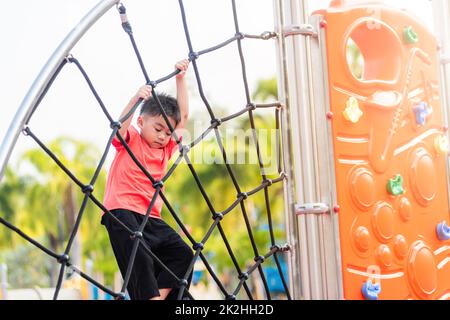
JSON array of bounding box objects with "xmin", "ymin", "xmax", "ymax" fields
[
  {"xmin": 0, "ymin": 137, "xmax": 116, "ymax": 287},
  {"xmin": 253, "ymin": 77, "xmax": 278, "ymax": 102},
  {"xmin": 347, "ymin": 38, "xmax": 364, "ymax": 79}
]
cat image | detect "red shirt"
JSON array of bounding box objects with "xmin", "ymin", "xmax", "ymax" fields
[{"xmin": 103, "ymin": 125, "xmax": 180, "ymax": 219}]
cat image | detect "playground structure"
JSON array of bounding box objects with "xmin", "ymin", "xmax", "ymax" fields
[
  {"xmin": 1, "ymin": 0, "xmax": 450, "ymax": 300},
  {"xmin": 275, "ymin": 0, "xmax": 450, "ymax": 299}
]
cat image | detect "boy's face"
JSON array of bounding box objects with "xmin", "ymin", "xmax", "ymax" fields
[{"xmin": 137, "ymin": 114, "xmax": 177, "ymax": 149}]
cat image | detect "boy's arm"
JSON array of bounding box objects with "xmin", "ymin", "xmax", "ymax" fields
[
  {"xmin": 117, "ymin": 85, "xmax": 152, "ymax": 138},
  {"xmin": 175, "ymin": 59, "xmax": 190, "ymax": 133}
]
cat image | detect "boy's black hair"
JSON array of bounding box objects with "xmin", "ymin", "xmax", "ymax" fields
[{"xmin": 140, "ymin": 92, "xmax": 181, "ymax": 125}]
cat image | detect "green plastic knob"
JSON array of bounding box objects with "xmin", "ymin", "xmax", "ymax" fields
[
  {"xmin": 404, "ymin": 26, "xmax": 418, "ymax": 44},
  {"xmin": 387, "ymin": 174, "xmax": 404, "ymax": 196}
]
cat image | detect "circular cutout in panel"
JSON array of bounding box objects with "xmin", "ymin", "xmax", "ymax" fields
[
  {"xmin": 397, "ymin": 196, "xmax": 412, "ymax": 222},
  {"xmin": 345, "ymin": 18, "xmax": 402, "ymax": 86},
  {"xmin": 393, "ymin": 235, "xmax": 408, "ymax": 259},
  {"xmin": 376, "ymin": 244, "xmax": 393, "ymax": 268},
  {"xmin": 407, "ymin": 241, "xmax": 438, "ymax": 299},
  {"xmin": 409, "ymin": 148, "xmax": 437, "ymax": 207},
  {"xmin": 372, "ymin": 202, "xmax": 395, "ymax": 243},
  {"xmin": 354, "ymin": 226, "xmax": 371, "ymax": 252},
  {"xmin": 349, "ymin": 167, "xmax": 376, "ymax": 211}
]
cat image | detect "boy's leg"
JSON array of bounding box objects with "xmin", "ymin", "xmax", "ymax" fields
[
  {"xmin": 144, "ymin": 219, "xmax": 194, "ymax": 300},
  {"xmin": 101, "ymin": 210, "xmax": 161, "ymax": 300}
]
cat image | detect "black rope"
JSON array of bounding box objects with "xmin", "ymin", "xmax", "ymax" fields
[{"xmin": 0, "ymin": 0, "xmax": 292, "ymax": 301}]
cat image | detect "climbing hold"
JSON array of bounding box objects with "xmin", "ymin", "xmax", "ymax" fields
[
  {"xmin": 343, "ymin": 97, "xmax": 363, "ymax": 123},
  {"xmin": 387, "ymin": 174, "xmax": 404, "ymax": 196},
  {"xmin": 434, "ymin": 135, "xmax": 449, "ymax": 155},
  {"xmin": 404, "ymin": 26, "xmax": 418, "ymax": 44},
  {"xmin": 361, "ymin": 280, "xmax": 381, "ymax": 300},
  {"xmin": 413, "ymin": 101, "xmax": 432, "ymax": 126},
  {"xmin": 436, "ymin": 221, "xmax": 450, "ymax": 241}
]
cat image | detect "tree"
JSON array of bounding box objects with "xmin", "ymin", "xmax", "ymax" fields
[
  {"xmin": 0, "ymin": 167, "xmax": 27, "ymax": 249},
  {"xmin": 3, "ymin": 137, "xmax": 116, "ymax": 287}
]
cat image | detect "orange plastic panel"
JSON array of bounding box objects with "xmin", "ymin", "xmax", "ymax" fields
[{"xmin": 316, "ymin": 1, "xmax": 450, "ymax": 299}]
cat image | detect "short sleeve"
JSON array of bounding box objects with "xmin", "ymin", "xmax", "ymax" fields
[
  {"xmin": 166, "ymin": 135, "xmax": 183, "ymax": 158},
  {"xmin": 112, "ymin": 125, "xmax": 139, "ymax": 151}
]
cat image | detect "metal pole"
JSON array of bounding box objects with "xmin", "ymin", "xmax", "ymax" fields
[
  {"xmin": 0, "ymin": 0, "xmax": 120, "ymax": 181},
  {"xmin": 273, "ymin": 0, "xmax": 304, "ymax": 300},
  {"xmin": 274, "ymin": 0, "xmax": 344, "ymax": 299}
]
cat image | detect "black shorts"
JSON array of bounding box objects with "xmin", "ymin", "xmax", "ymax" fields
[{"xmin": 101, "ymin": 209, "xmax": 194, "ymax": 300}]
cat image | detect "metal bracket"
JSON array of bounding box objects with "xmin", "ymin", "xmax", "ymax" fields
[
  {"xmin": 295, "ymin": 203, "xmax": 330, "ymax": 215},
  {"xmin": 283, "ymin": 24, "xmax": 317, "ymax": 38}
]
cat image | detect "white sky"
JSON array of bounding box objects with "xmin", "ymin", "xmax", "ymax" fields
[{"xmin": 0, "ymin": 0, "xmax": 435, "ymax": 169}]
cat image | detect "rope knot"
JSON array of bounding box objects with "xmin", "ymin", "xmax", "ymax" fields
[
  {"xmin": 188, "ymin": 51, "xmax": 199, "ymax": 61},
  {"xmin": 181, "ymin": 144, "xmax": 190, "ymax": 156},
  {"xmin": 110, "ymin": 121, "xmax": 122, "ymax": 130},
  {"xmin": 226, "ymin": 294, "xmax": 236, "ymax": 300},
  {"xmin": 58, "ymin": 254, "xmax": 70, "ymax": 265},
  {"xmin": 178, "ymin": 279, "xmax": 188, "ymax": 287},
  {"xmin": 131, "ymin": 231, "xmax": 143, "ymax": 239},
  {"xmin": 254, "ymin": 255, "xmax": 265, "ymax": 263},
  {"xmin": 153, "ymin": 180, "xmax": 164, "ymax": 189},
  {"xmin": 82, "ymin": 184, "xmax": 94, "ymax": 194},
  {"xmin": 22, "ymin": 126, "xmax": 31, "ymax": 136},
  {"xmin": 237, "ymin": 192, "xmax": 248, "ymax": 200},
  {"xmin": 193, "ymin": 242, "xmax": 204, "ymax": 251},
  {"xmin": 238, "ymin": 272, "xmax": 249, "ymax": 281},
  {"xmin": 115, "ymin": 292, "xmax": 127, "ymax": 300},
  {"xmin": 211, "ymin": 118, "xmax": 222, "ymax": 128},
  {"xmin": 147, "ymin": 81, "xmax": 157, "ymax": 88},
  {"xmin": 235, "ymin": 32, "xmax": 245, "ymax": 40},
  {"xmin": 271, "ymin": 244, "xmax": 280, "ymax": 252},
  {"xmin": 212, "ymin": 213, "xmax": 224, "ymax": 221}
]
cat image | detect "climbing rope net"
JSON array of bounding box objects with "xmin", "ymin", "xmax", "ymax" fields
[{"xmin": 0, "ymin": 0, "xmax": 291, "ymax": 300}]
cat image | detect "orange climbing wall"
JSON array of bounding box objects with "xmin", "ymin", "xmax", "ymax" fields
[{"xmin": 316, "ymin": 1, "xmax": 450, "ymax": 299}]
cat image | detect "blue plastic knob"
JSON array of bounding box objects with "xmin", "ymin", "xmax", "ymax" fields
[
  {"xmin": 413, "ymin": 101, "xmax": 431, "ymax": 126},
  {"xmin": 437, "ymin": 221, "xmax": 450, "ymax": 241},
  {"xmin": 361, "ymin": 280, "xmax": 381, "ymax": 300}
]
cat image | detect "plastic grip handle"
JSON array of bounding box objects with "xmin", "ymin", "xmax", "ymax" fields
[
  {"xmin": 361, "ymin": 280, "xmax": 381, "ymax": 300},
  {"xmin": 437, "ymin": 221, "xmax": 450, "ymax": 241}
]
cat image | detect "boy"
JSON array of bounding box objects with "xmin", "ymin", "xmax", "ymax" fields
[{"xmin": 101, "ymin": 59, "xmax": 193, "ymax": 300}]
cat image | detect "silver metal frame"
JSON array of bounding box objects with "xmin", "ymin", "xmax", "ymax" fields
[
  {"xmin": 273, "ymin": 0, "xmax": 343, "ymax": 300},
  {"xmin": 273, "ymin": 0, "xmax": 303, "ymax": 300},
  {"xmin": 275, "ymin": 0, "xmax": 450, "ymax": 301},
  {"xmin": 0, "ymin": 0, "xmax": 119, "ymax": 181},
  {"xmin": 308, "ymin": 14, "xmax": 343, "ymax": 299}
]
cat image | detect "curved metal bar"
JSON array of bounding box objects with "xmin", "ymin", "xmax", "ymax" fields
[{"xmin": 0, "ymin": 0, "xmax": 120, "ymax": 181}]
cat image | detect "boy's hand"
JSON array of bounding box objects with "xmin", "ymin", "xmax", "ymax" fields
[
  {"xmin": 134, "ymin": 85, "xmax": 152, "ymax": 101},
  {"xmin": 175, "ymin": 59, "xmax": 190, "ymax": 79}
]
